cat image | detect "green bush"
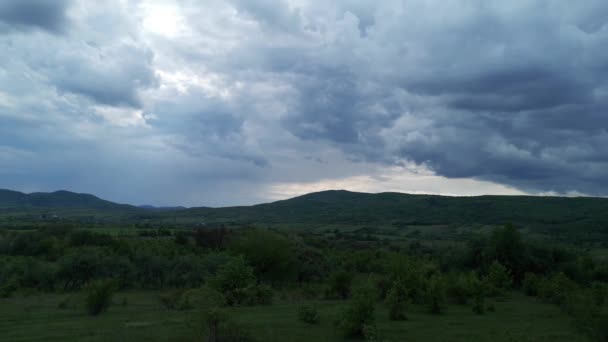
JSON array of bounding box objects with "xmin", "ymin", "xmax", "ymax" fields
[
  {"xmin": 209, "ymin": 257, "xmax": 256, "ymax": 306},
  {"xmin": 386, "ymin": 280, "xmax": 408, "ymax": 320},
  {"xmin": 159, "ymin": 289, "xmax": 191, "ymax": 310},
  {"xmin": 327, "ymin": 271, "xmax": 353, "ymax": 299},
  {"xmin": 0, "ymin": 277, "xmax": 18, "ymax": 298},
  {"xmin": 194, "ymin": 307, "xmax": 253, "ymax": 342},
  {"xmin": 242, "ymin": 283, "xmax": 273, "ymax": 306},
  {"xmin": 337, "ymin": 284, "xmax": 376, "ymax": 337},
  {"xmin": 485, "ymin": 260, "xmax": 512, "ymax": 297},
  {"xmin": 425, "ymin": 275, "xmax": 446, "ymax": 314},
  {"xmin": 446, "ymin": 272, "xmax": 477, "ymax": 305},
  {"xmin": 522, "ymin": 273, "xmax": 540, "ymax": 296},
  {"xmin": 538, "ymin": 272, "xmax": 578, "ymax": 305},
  {"xmin": 298, "ymin": 304, "xmax": 320, "ymax": 324},
  {"xmin": 85, "ymin": 279, "xmax": 116, "ymax": 316},
  {"xmin": 472, "ymin": 294, "xmax": 485, "ymax": 314}
]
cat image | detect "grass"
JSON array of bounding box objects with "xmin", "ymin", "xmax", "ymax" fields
[{"xmin": 0, "ymin": 291, "xmax": 586, "ymax": 342}]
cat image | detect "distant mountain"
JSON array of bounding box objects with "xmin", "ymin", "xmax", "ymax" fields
[
  {"xmin": 2, "ymin": 189, "xmax": 608, "ymax": 233},
  {"xmin": 0, "ymin": 189, "xmax": 134, "ymax": 210}
]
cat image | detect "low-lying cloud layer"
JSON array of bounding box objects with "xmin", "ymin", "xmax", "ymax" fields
[{"xmin": 1, "ymin": 0, "xmax": 607, "ymax": 206}]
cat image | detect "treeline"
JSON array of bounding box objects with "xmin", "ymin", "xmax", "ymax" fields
[{"xmin": 0, "ymin": 224, "xmax": 606, "ymax": 340}]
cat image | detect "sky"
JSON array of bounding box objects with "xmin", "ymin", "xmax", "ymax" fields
[{"xmin": 0, "ymin": 0, "xmax": 607, "ymax": 207}]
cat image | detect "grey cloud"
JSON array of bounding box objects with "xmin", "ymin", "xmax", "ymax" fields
[
  {"xmin": 51, "ymin": 44, "xmax": 157, "ymax": 108},
  {"xmin": 0, "ymin": 0, "xmax": 71, "ymax": 34},
  {"xmin": 2, "ymin": 0, "xmax": 608, "ymax": 206}
]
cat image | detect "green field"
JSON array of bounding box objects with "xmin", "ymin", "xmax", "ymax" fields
[{"xmin": 0, "ymin": 291, "xmax": 585, "ymax": 342}]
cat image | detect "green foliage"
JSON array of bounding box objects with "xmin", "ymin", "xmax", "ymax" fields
[
  {"xmin": 229, "ymin": 229, "xmax": 296, "ymax": 284},
  {"xmin": 385, "ymin": 280, "xmax": 408, "ymax": 321},
  {"xmin": 326, "ymin": 271, "xmax": 353, "ymax": 299},
  {"xmin": 209, "ymin": 256, "xmax": 264, "ymax": 306},
  {"xmin": 522, "ymin": 273, "xmax": 541, "ymax": 296},
  {"xmin": 472, "ymin": 293, "xmax": 485, "ymax": 314},
  {"xmin": 445, "ymin": 272, "xmax": 477, "ymax": 305},
  {"xmin": 538, "ymin": 272, "xmax": 579, "ymax": 306},
  {"xmin": 337, "ymin": 284, "xmax": 376, "ymax": 338},
  {"xmin": 242, "ymin": 283, "xmax": 274, "ymax": 306},
  {"xmin": 0, "ymin": 276, "xmax": 18, "ymax": 298},
  {"xmin": 85, "ymin": 279, "xmax": 116, "ymax": 316},
  {"xmin": 562, "ymin": 289, "xmax": 608, "ymax": 341},
  {"xmin": 385, "ymin": 254, "xmax": 436, "ymax": 304},
  {"xmin": 425, "ymin": 275, "xmax": 446, "ymax": 314},
  {"xmin": 485, "ymin": 260, "xmax": 512, "ymax": 296},
  {"xmin": 298, "ymin": 304, "xmax": 320, "ymax": 324},
  {"xmin": 167, "ymin": 255, "xmax": 206, "ymax": 288}
]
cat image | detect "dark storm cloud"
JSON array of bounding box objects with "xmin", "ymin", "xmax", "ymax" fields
[{"xmin": 0, "ymin": 0, "xmax": 72, "ymax": 34}]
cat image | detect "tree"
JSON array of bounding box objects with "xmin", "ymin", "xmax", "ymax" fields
[
  {"xmin": 85, "ymin": 279, "xmax": 116, "ymax": 316},
  {"xmin": 229, "ymin": 229, "xmax": 296, "ymax": 285},
  {"xmin": 209, "ymin": 256, "xmax": 256, "ymax": 306},
  {"xmin": 327, "ymin": 271, "xmax": 353, "ymax": 299},
  {"xmin": 485, "ymin": 260, "xmax": 512, "ymax": 296},
  {"xmin": 386, "ymin": 280, "xmax": 408, "ymax": 320},
  {"xmin": 425, "ymin": 275, "xmax": 446, "ymax": 314},
  {"xmin": 490, "ymin": 224, "xmax": 526, "ymax": 283},
  {"xmin": 337, "ymin": 284, "xmax": 376, "ymax": 337}
]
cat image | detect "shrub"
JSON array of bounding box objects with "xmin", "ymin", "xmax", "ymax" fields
[
  {"xmin": 298, "ymin": 304, "xmax": 320, "ymax": 324},
  {"xmin": 229, "ymin": 229, "xmax": 296, "ymax": 284},
  {"xmin": 327, "ymin": 271, "xmax": 353, "ymax": 299},
  {"xmin": 194, "ymin": 307, "xmax": 253, "ymax": 342},
  {"xmin": 386, "ymin": 280, "xmax": 408, "ymax": 321},
  {"xmin": 485, "ymin": 260, "xmax": 512, "ymax": 297},
  {"xmin": 242, "ymin": 283, "xmax": 273, "ymax": 306},
  {"xmin": 85, "ymin": 279, "xmax": 116, "ymax": 316},
  {"xmin": 446, "ymin": 272, "xmax": 477, "ymax": 305},
  {"xmin": 538, "ymin": 272, "xmax": 578, "ymax": 306},
  {"xmin": 425, "ymin": 275, "xmax": 446, "ymax": 314},
  {"xmin": 209, "ymin": 257, "xmax": 256, "ymax": 306},
  {"xmin": 159, "ymin": 289, "xmax": 189, "ymax": 310},
  {"xmin": 337, "ymin": 284, "xmax": 376, "ymax": 337},
  {"xmin": 522, "ymin": 273, "xmax": 540, "ymax": 296},
  {"xmin": 472, "ymin": 294, "xmax": 485, "ymax": 314},
  {"xmin": 0, "ymin": 277, "xmax": 18, "ymax": 298}
]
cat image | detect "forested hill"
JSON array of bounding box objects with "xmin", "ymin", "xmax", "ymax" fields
[
  {"xmin": 173, "ymin": 190, "xmax": 608, "ymax": 227},
  {"xmin": 0, "ymin": 189, "xmax": 134, "ymax": 210},
  {"xmin": 2, "ymin": 188, "xmax": 608, "ymax": 228}
]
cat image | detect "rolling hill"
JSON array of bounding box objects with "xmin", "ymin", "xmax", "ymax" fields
[
  {"xmin": 171, "ymin": 190, "xmax": 608, "ymax": 227},
  {"xmin": 0, "ymin": 189, "xmax": 135, "ymax": 210}
]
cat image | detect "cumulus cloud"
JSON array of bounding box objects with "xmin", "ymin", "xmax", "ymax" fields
[{"xmin": 0, "ymin": 0, "xmax": 607, "ymax": 206}]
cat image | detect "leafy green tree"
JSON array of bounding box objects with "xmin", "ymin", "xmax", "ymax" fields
[
  {"xmin": 337, "ymin": 284, "xmax": 376, "ymax": 337},
  {"xmin": 522, "ymin": 272, "xmax": 540, "ymax": 296},
  {"xmin": 386, "ymin": 280, "xmax": 408, "ymax": 320},
  {"xmin": 85, "ymin": 279, "xmax": 116, "ymax": 316},
  {"xmin": 485, "ymin": 260, "xmax": 512, "ymax": 296},
  {"xmin": 425, "ymin": 275, "xmax": 446, "ymax": 314},
  {"xmin": 327, "ymin": 270, "xmax": 353, "ymax": 299},
  {"xmin": 489, "ymin": 224, "xmax": 526, "ymax": 283},
  {"xmin": 229, "ymin": 229, "xmax": 296, "ymax": 285},
  {"xmin": 209, "ymin": 256, "xmax": 256, "ymax": 306}
]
